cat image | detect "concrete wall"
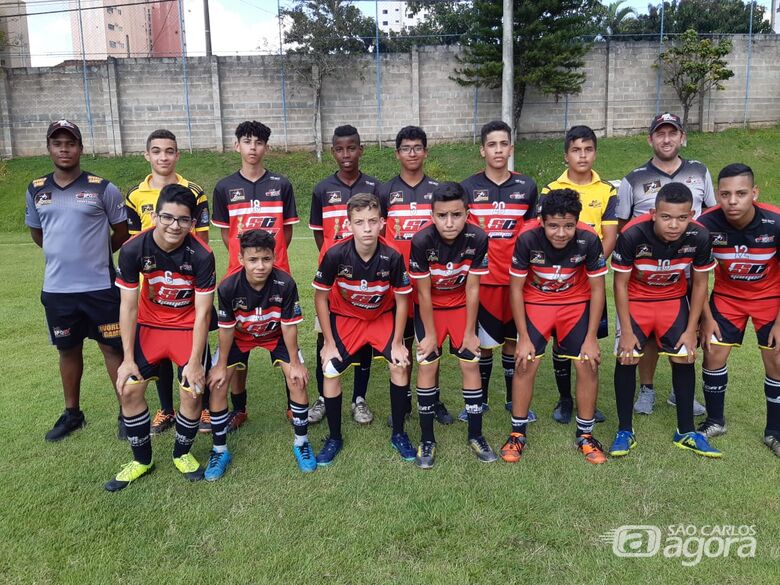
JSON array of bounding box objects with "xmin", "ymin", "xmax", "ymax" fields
[{"xmin": 1, "ymin": 38, "xmax": 779, "ymax": 158}]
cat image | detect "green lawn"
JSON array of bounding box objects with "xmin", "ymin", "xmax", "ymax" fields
[{"xmin": 1, "ymin": 130, "xmax": 779, "ymax": 583}]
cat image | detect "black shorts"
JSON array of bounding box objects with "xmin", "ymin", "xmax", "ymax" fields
[
  {"xmin": 41, "ymin": 288, "xmax": 122, "ymax": 351},
  {"xmin": 224, "ymin": 336, "xmax": 302, "ymax": 369}
]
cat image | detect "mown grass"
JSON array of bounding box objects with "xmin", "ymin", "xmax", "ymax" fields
[{"xmin": 1, "ymin": 130, "xmax": 779, "ymax": 584}]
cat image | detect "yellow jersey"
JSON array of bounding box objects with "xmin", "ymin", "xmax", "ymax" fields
[
  {"xmin": 125, "ymin": 173, "xmax": 209, "ymax": 234},
  {"xmin": 540, "ymin": 170, "xmax": 617, "ymax": 239}
]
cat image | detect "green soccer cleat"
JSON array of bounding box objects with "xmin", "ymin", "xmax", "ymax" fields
[
  {"xmin": 104, "ymin": 460, "xmax": 154, "ymax": 492},
  {"xmin": 173, "ymin": 453, "xmax": 205, "ymax": 481}
]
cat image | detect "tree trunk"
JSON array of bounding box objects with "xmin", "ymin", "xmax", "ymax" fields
[
  {"xmin": 512, "ymin": 82, "xmax": 527, "ymax": 141},
  {"xmin": 682, "ymin": 103, "xmax": 690, "ymax": 130}
]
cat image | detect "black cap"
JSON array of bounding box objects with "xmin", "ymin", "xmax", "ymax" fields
[
  {"xmin": 649, "ymin": 112, "xmax": 684, "ymax": 134},
  {"xmin": 47, "ymin": 119, "xmax": 82, "ymax": 142}
]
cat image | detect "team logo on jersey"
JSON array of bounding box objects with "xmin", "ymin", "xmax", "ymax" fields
[
  {"xmin": 142, "ymin": 256, "xmax": 156, "ymax": 271},
  {"xmin": 389, "ymin": 191, "xmax": 404, "ymax": 205},
  {"xmin": 530, "ymin": 250, "xmax": 545, "ymax": 264},
  {"xmin": 377, "ymin": 269, "xmax": 390, "ymax": 278},
  {"xmin": 87, "ymin": 175, "xmax": 103, "ymax": 184},
  {"xmin": 327, "ymin": 191, "xmax": 342, "ymax": 204},
  {"xmin": 233, "ymin": 297, "xmax": 248, "ymax": 311},
  {"xmin": 33, "ymin": 178, "xmax": 46, "ymax": 188},
  {"xmin": 570, "ymin": 254, "xmax": 585, "ymax": 264},
  {"xmin": 423, "ymin": 192, "xmax": 433, "ymax": 200},
  {"xmin": 635, "ymin": 244, "xmax": 653, "ymax": 258},
  {"xmin": 338, "ymin": 264, "xmax": 353, "ymax": 278},
  {"xmin": 685, "ymin": 176, "xmax": 703, "ymax": 186},
  {"xmin": 265, "ymin": 189, "xmax": 281, "ymax": 198},
  {"xmin": 141, "ymin": 204, "xmax": 154, "ymax": 214},
  {"xmin": 180, "ymin": 262, "xmax": 192, "ymax": 272},
  {"xmin": 200, "ymin": 209, "xmax": 209, "ymax": 223},
  {"xmin": 34, "ymin": 192, "xmax": 52, "ymax": 207},
  {"xmin": 642, "ymin": 180, "xmax": 662, "ymax": 195},
  {"xmin": 755, "ymin": 234, "xmax": 775, "ymax": 244},
  {"xmin": 229, "ymin": 189, "xmax": 246, "ymax": 202},
  {"xmin": 426, "ymin": 249, "xmax": 439, "ymax": 263},
  {"xmin": 761, "ymin": 218, "xmax": 776, "ymax": 224},
  {"xmin": 588, "ymin": 199, "xmax": 602, "ymax": 207},
  {"xmin": 509, "ymin": 192, "xmax": 525, "ymax": 200},
  {"xmin": 473, "ymin": 190, "xmax": 489, "ymax": 202},
  {"xmin": 402, "ymin": 218, "xmax": 428, "ymax": 232},
  {"xmin": 293, "ymin": 301, "xmax": 302, "ymax": 317},
  {"xmin": 678, "ymin": 245, "xmax": 697, "ymax": 254},
  {"xmin": 75, "ymin": 192, "xmax": 98, "ymax": 202},
  {"xmin": 464, "ymin": 247, "xmax": 476, "ymax": 256},
  {"xmin": 711, "ymin": 232, "xmax": 728, "ymax": 246}
]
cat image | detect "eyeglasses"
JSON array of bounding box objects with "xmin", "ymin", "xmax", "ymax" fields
[
  {"xmin": 397, "ymin": 145, "xmax": 425, "ymax": 154},
  {"xmin": 157, "ymin": 213, "xmax": 194, "ymax": 228}
]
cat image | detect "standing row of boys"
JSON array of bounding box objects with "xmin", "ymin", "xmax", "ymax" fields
[{"xmin": 26, "ymin": 114, "xmax": 780, "ymax": 491}]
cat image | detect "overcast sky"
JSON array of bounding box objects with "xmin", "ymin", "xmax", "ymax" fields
[{"xmin": 23, "ymin": 0, "xmax": 776, "ymax": 67}]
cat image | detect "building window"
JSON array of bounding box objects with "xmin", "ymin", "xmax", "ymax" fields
[
  {"xmin": 109, "ymin": 41, "xmax": 117, "ymax": 48},
  {"xmin": 107, "ymin": 7, "xmax": 113, "ymax": 14},
  {"xmin": 382, "ymin": 21, "xmax": 388, "ymax": 26},
  {"xmin": 382, "ymin": 9, "xmax": 387, "ymax": 14},
  {"xmin": 108, "ymin": 24, "xmax": 114, "ymax": 30}
]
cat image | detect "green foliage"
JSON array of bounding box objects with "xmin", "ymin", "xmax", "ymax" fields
[
  {"xmin": 657, "ymin": 29, "xmax": 735, "ymax": 127},
  {"xmin": 593, "ymin": 0, "xmax": 637, "ymax": 35},
  {"xmin": 621, "ymin": 0, "xmax": 772, "ymax": 36},
  {"xmin": 380, "ymin": 0, "xmax": 472, "ymax": 52}
]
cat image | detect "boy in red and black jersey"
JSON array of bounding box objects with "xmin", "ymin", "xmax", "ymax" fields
[
  {"xmin": 408, "ymin": 182, "xmax": 489, "ymax": 467},
  {"xmin": 696, "ymin": 164, "xmax": 780, "ymax": 457},
  {"xmin": 211, "ymin": 121, "xmax": 299, "ymax": 428},
  {"xmin": 106, "ymin": 185, "xmax": 216, "ymax": 491},
  {"xmin": 308, "ymin": 125, "xmax": 380, "ymax": 425},
  {"xmin": 501, "ymin": 189, "xmax": 608, "ymax": 465},
  {"xmin": 208, "ymin": 230, "xmax": 314, "ymax": 475},
  {"xmin": 312, "ymin": 194, "xmax": 413, "ymax": 466},
  {"xmin": 461, "ymin": 120, "xmax": 538, "ymax": 415},
  {"xmin": 609, "ymin": 183, "xmax": 721, "ymax": 459}
]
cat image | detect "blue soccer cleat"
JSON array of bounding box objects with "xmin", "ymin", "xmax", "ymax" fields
[
  {"xmin": 204, "ymin": 449, "xmax": 232, "ymax": 481},
  {"xmin": 391, "ymin": 432, "xmax": 416, "ymax": 461},
  {"xmin": 609, "ymin": 430, "xmax": 637, "ymax": 457},
  {"xmin": 316, "ymin": 437, "xmax": 343, "ymax": 467},
  {"xmin": 673, "ymin": 431, "xmax": 722, "ymax": 458},
  {"xmin": 293, "ymin": 441, "xmax": 317, "ymax": 473}
]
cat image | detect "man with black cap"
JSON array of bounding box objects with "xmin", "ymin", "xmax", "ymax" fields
[
  {"xmin": 615, "ymin": 112, "xmax": 716, "ymax": 416},
  {"xmin": 25, "ymin": 120, "xmax": 130, "ymax": 441}
]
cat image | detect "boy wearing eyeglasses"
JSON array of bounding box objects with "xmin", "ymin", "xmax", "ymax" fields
[{"xmin": 107, "ymin": 184, "xmax": 216, "ymax": 491}]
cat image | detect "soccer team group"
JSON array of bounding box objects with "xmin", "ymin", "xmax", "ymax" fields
[{"xmin": 26, "ymin": 113, "xmax": 780, "ymax": 492}]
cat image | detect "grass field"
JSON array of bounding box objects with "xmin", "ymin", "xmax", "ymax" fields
[{"xmin": 1, "ymin": 129, "xmax": 779, "ymax": 584}]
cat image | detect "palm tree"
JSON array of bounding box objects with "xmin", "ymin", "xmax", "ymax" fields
[{"xmin": 597, "ymin": 0, "xmax": 637, "ymax": 36}]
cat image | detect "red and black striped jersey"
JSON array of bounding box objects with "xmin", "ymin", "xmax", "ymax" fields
[
  {"xmin": 217, "ymin": 267, "xmax": 303, "ymax": 352},
  {"xmin": 409, "ymin": 223, "xmax": 489, "ymax": 309},
  {"xmin": 510, "ymin": 220, "xmax": 608, "ymax": 304},
  {"xmin": 461, "ymin": 171, "xmax": 538, "ymax": 286},
  {"xmin": 378, "ymin": 175, "xmax": 438, "ymax": 265},
  {"xmin": 309, "ymin": 172, "xmax": 381, "ymax": 252},
  {"xmin": 312, "ymin": 237, "xmax": 412, "ymax": 319},
  {"xmin": 697, "ymin": 202, "xmax": 780, "ymax": 300},
  {"xmin": 611, "ymin": 214, "xmax": 715, "ymax": 301},
  {"xmin": 212, "ymin": 170, "xmax": 298, "ymax": 275},
  {"xmin": 116, "ymin": 229, "xmax": 216, "ymax": 329}
]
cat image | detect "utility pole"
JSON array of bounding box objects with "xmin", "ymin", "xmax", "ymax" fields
[
  {"xmin": 203, "ymin": 0, "xmax": 213, "ymax": 57},
  {"xmin": 501, "ymin": 0, "xmax": 514, "ymax": 170}
]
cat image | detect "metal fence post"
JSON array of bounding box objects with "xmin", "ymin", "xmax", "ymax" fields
[
  {"xmin": 744, "ymin": 4, "xmax": 755, "ymax": 128},
  {"xmin": 77, "ymin": 0, "xmax": 95, "ymax": 155}
]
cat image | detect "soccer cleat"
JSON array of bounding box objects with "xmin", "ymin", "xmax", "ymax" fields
[
  {"xmin": 350, "ymin": 397, "xmax": 374, "ymax": 424},
  {"xmin": 316, "ymin": 437, "xmax": 343, "ymax": 467},
  {"xmin": 433, "ymin": 401, "xmax": 454, "ymax": 425},
  {"xmin": 150, "ymin": 409, "xmax": 176, "ymax": 436},
  {"xmin": 104, "ymin": 460, "xmax": 154, "ymax": 492},
  {"xmin": 576, "ymin": 434, "xmax": 607, "ymax": 464},
  {"xmin": 527, "ymin": 409, "xmax": 537, "ymax": 423},
  {"xmin": 293, "ymin": 441, "xmax": 317, "ymax": 473},
  {"xmin": 499, "ymin": 432, "xmax": 527, "ymax": 463},
  {"xmin": 667, "ymin": 391, "xmax": 707, "ymax": 416},
  {"xmin": 595, "ymin": 409, "xmax": 606, "ymax": 423},
  {"xmin": 552, "ymin": 399, "xmax": 574, "ymax": 424},
  {"xmin": 308, "ymin": 397, "xmax": 326, "ymax": 424},
  {"xmin": 609, "ymin": 430, "xmax": 637, "ymax": 457},
  {"xmin": 415, "ymin": 441, "xmax": 436, "ymax": 469},
  {"xmin": 204, "ymin": 449, "xmax": 233, "ymax": 481},
  {"xmin": 764, "ymin": 435, "xmax": 780, "ymax": 458},
  {"xmin": 391, "ymin": 432, "xmax": 416, "ymax": 461},
  {"xmin": 458, "ymin": 403, "xmax": 490, "ymax": 422},
  {"xmin": 116, "ymin": 417, "xmax": 128, "ymax": 441},
  {"xmin": 286, "ymin": 408, "xmax": 293, "ymax": 422},
  {"xmin": 198, "ymin": 409, "xmax": 212, "ymax": 434},
  {"xmin": 226, "ymin": 410, "xmax": 248, "ymax": 433},
  {"xmin": 634, "ymin": 387, "xmax": 656, "ymax": 414},
  {"xmin": 697, "ymin": 418, "xmax": 727, "ymax": 438},
  {"xmin": 45, "ymin": 410, "xmax": 86, "ymax": 442},
  {"xmin": 468, "ymin": 435, "xmax": 498, "ymax": 463},
  {"xmin": 173, "ymin": 452, "xmax": 205, "ymax": 481},
  {"xmin": 673, "ymin": 431, "xmax": 723, "ymax": 458}
]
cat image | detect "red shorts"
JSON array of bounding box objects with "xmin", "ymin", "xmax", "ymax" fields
[
  {"xmin": 709, "ymin": 294, "xmax": 779, "ymax": 349},
  {"xmin": 616, "ymin": 297, "xmax": 691, "ymax": 357},
  {"xmin": 525, "ymin": 302, "xmax": 590, "ymax": 359},
  {"xmin": 324, "ymin": 311, "xmax": 396, "ymax": 377},
  {"xmin": 477, "ymin": 284, "xmax": 517, "ymax": 348},
  {"xmin": 413, "ymin": 306, "xmax": 478, "ymax": 363},
  {"xmin": 134, "ymin": 324, "xmax": 210, "ymax": 384}
]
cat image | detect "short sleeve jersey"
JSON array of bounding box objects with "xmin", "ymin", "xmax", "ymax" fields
[
  {"xmin": 409, "ymin": 223, "xmax": 489, "ymax": 309},
  {"xmin": 697, "ymin": 203, "xmax": 780, "ymax": 300},
  {"xmin": 611, "ymin": 214, "xmax": 716, "ymax": 301},
  {"xmin": 217, "ymin": 267, "xmax": 303, "ymax": 352},
  {"xmin": 461, "ymin": 171, "xmax": 538, "ymax": 286},
  {"xmin": 510, "ymin": 220, "xmax": 608, "ymax": 304},
  {"xmin": 212, "ymin": 170, "xmax": 299, "ymax": 274},
  {"xmin": 125, "ymin": 174, "xmax": 209, "ymax": 235},
  {"xmin": 24, "ymin": 171, "xmax": 127, "ymax": 293},
  {"xmin": 312, "ymin": 238, "xmax": 412, "ymax": 320},
  {"xmin": 616, "ymin": 159, "xmax": 716, "ymax": 220},
  {"xmin": 309, "ymin": 172, "xmax": 381, "ymax": 249},
  {"xmin": 541, "ymin": 170, "xmax": 618, "ymax": 239},
  {"xmin": 378, "ymin": 175, "xmax": 438, "ymax": 265},
  {"xmin": 116, "ymin": 230, "xmax": 216, "ymax": 330}
]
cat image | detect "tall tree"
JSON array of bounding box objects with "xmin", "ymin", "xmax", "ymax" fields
[
  {"xmin": 622, "ymin": 0, "xmax": 772, "ymax": 36},
  {"xmin": 282, "ymin": 0, "xmax": 377, "ymax": 160},
  {"xmin": 453, "ymin": 0, "xmax": 599, "ymax": 134},
  {"xmin": 657, "ymin": 29, "xmax": 734, "ymax": 127},
  {"xmin": 594, "ymin": 0, "xmax": 637, "ymax": 35}
]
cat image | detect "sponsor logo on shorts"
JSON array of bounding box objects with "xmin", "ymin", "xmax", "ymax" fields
[
  {"xmin": 327, "ymin": 191, "xmax": 342, "ymax": 204},
  {"xmin": 643, "ymin": 180, "xmax": 662, "ymax": 195},
  {"xmin": 337, "ymin": 264, "xmax": 353, "ymax": 278},
  {"xmin": 53, "ymin": 327, "xmax": 71, "ymax": 338},
  {"xmin": 389, "ymin": 191, "xmax": 404, "ymax": 205},
  {"xmin": 142, "ymin": 256, "xmax": 156, "ymax": 271},
  {"xmin": 233, "ymin": 297, "xmax": 248, "ymax": 311},
  {"xmin": 34, "ymin": 192, "xmax": 53, "ymax": 207},
  {"xmin": 755, "ymin": 234, "xmax": 775, "ymax": 244},
  {"xmin": 635, "ymin": 244, "xmax": 653, "ymax": 258},
  {"xmin": 98, "ymin": 322, "xmax": 121, "ymax": 338},
  {"xmin": 75, "ymin": 191, "xmax": 98, "ymax": 202},
  {"xmin": 473, "ymin": 190, "xmax": 489, "ymax": 202},
  {"xmin": 711, "ymin": 232, "xmax": 728, "ymax": 246},
  {"xmin": 218, "ymin": 309, "xmax": 228, "ymax": 319},
  {"xmin": 229, "ymin": 188, "xmax": 246, "ymax": 202},
  {"xmin": 141, "ymin": 204, "xmax": 154, "ymax": 214},
  {"xmin": 530, "ymin": 250, "xmax": 545, "ymax": 264}
]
